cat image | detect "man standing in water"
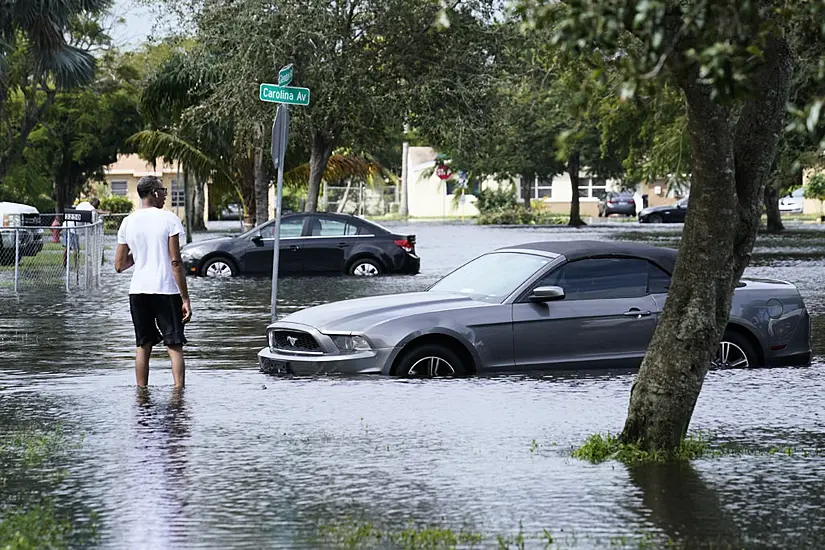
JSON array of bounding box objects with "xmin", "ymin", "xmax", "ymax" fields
[{"xmin": 114, "ymin": 176, "xmax": 192, "ymax": 388}]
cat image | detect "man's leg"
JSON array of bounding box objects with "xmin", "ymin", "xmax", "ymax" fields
[
  {"xmin": 136, "ymin": 343, "xmax": 153, "ymax": 387},
  {"xmin": 166, "ymin": 345, "xmax": 185, "ymax": 388}
]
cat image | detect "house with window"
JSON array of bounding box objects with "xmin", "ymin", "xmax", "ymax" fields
[
  {"xmin": 93, "ymin": 154, "xmax": 209, "ymax": 225},
  {"xmin": 405, "ymin": 147, "xmax": 683, "ymax": 218}
]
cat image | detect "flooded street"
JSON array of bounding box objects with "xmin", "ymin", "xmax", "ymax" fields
[{"xmin": 2, "ymin": 221, "xmax": 825, "ymax": 548}]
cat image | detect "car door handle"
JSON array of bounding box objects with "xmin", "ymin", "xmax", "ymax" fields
[
  {"xmin": 624, "ymin": 309, "xmax": 652, "ymax": 317},
  {"xmin": 336, "ymin": 242, "xmax": 350, "ymax": 248},
  {"xmin": 288, "ymin": 245, "xmax": 300, "ymax": 251}
]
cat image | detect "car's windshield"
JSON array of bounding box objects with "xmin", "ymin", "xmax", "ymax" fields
[{"xmin": 429, "ymin": 252, "xmax": 553, "ymax": 303}]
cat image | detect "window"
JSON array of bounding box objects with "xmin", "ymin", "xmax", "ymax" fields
[
  {"xmin": 537, "ymin": 258, "xmax": 648, "ymax": 300},
  {"xmin": 429, "ymin": 252, "xmax": 552, "ymax": 303},
  {"xmin": 170, "ymin": 179, "xmax": 185, "ymax": 208},
  {"xmin": 446, "ymin": 180, "xmax": 481, "ymax": 195},
  {"xmin": 648, "ymin": 263, "xmax": 671, "ymax": 294},
  {"xmin": 533, "ymin": 177, "xmax": 553, "ymax": 199},
  {"xmin": 110, "ymin": 181, "xmax": 128, "ymax": 196},
  {"xmin": 308, "ymin": 218, "xmax": 359, "ymax": 236},
  {"xmin": 260, "ymin": 217, "xmax": 305, "ymax": 239},
  {"xmin": 578, "ymin": 177, "xmax": 608, "ymax": 200}
]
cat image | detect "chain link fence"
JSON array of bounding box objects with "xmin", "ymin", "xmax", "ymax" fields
[{"xmin": 0, "ymin": 214, "xmax": 105, "ymax": 292}]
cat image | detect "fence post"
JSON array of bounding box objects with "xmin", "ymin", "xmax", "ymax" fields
[
  {"xmin": 83, "ymin": 225, "xmax": 89, "ymax": 289},
  {"xmin": 13, "ymin": 229, "xmax": 19, "ymax": 292},
  {"xmin": 65, "ymin": 227, "xmax": 71, "ymax": 291}
]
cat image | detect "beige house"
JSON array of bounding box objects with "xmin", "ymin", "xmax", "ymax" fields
[
  {"xmin": 405, "ymin": 147, "xmax": 683, "ymax": 218},
  {"xmin": 92, "ymin": 154, "xmax": 210, "ymax": 225}
]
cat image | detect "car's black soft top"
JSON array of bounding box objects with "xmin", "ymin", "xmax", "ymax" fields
[{"xmin": 502, "ymin": 240, "xmax": 678, "ymax": 275}]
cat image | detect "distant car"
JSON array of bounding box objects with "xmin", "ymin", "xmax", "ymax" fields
[
  {"xmin": 638, "ymin": 197, "xmax": 688, "ymax": 224},
  {"xmin": 181, "ymin": 212, "xmax": 419, "ymax": 277},
  {"xmin": 220, "ymin": 203, "xmax": 242, "ymax": 220},
  {"xmin": 258, "ymin": 240, "xmax": 811, "ymax": 377},
  {"xmin": 779, "ymin": 188, "xmax": 804, "ymax": 214},
  {"xmin": 0, "ymin": 201, "xmax": 44, "ymax": 264},
  {"xmin": 598, "ymin": 192, "xmax": 637, "ymax": 217}
]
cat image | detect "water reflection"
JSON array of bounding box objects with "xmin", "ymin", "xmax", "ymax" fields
[{"xmin": 627, "ymin": 463, "xmax": 742, "ymax": 548}]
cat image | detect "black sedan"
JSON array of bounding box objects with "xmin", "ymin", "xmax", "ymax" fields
[
  {"xmin": 638, "ymin": 197, "xmax": 688, "ymax": 223},
  {"xmin": 181, "ymin": 213, "xmax": 420, "ymax": 277}
]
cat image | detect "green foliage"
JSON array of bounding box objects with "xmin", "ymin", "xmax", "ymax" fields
[
  {"xmin": 477, "ymin": 208, "xmax": 566, "ymax": 226},
  {"xmin": 0, "ymin": 503, "xmax": 73, "ymax": 550},
  {"xmin": 804, "ymin": 173, "xmax": 825, "ymax": 202},
  {"xmin": 572, "ymin": 433, "xmax": 710, "ymax": 465},
  {"xmin": 99, "ymin": 196, "xmax": 133, "ymax": 214},
  {"xmin": 317, "ymin": 519, "xmax": 483, "ymax": 549},
  {"xmin": 475, "ymin": 186, "xmax": 519, "ymax": 213}
]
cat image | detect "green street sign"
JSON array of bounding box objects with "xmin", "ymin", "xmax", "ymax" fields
[
  {"xmin": 278, "ymin": 64, "xmax": 293, "ymax": 86},
  {"xmin": 259, "ymin": 83, "xmax": 310, "ymax": 106}
]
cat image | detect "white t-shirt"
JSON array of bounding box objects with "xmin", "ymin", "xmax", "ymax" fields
[{"xmin": 117, "ymin": 207, "xmax": 185, "ymax": 295}]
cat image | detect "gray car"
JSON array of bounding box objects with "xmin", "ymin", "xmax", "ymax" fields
[{"xmin": 258, "ymin": 241, "xmax": 812, "ymax": 377}]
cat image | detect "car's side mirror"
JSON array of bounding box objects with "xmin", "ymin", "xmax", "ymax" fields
[
  {"xmin": 529, "ymin": 285, "xmax": 565, "ymax": 302},
  {"xmin": 251, "ymin": 233, "xmax": 264, "ymax": 246}
]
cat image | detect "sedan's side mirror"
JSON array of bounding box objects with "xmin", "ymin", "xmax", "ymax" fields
[
  {"xmin": 251, "ymin": 233, "xmax": 264, "ymax": 246},
  {"xmin": 529, "ymin": 285, "xmax": 565, "ymax": 302}
]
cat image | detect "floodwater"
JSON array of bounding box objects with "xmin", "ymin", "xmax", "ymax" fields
[{"xmin": 2, "ymin": 221, "xmax": 825, "ymax": 549}]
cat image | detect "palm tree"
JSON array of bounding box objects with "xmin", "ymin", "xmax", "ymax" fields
[{"xmin": 0, "ymin": 0, "xmax": 111, "ymax": 182}]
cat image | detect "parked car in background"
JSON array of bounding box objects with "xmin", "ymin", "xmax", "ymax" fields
[
  {"xmin": 598, "ymin": 192, "xmax": 637, "ymax": 217},
  {"xmin": 220, "ymin": 203, "xmax": 242, "ymax": 220},
  {"xmin": 258, "ymin": 240, "xmax": 811, "ymax": 377},
  {"xmin": 779, "ymin": 188, "xmax": 805, "ymax": 214},
  {"xmin": 0, "ymin": 202, "xmax": 44, "ymax": 264},
  {"xmin": 638, "ymin": 196, "xmax": 689, "ymax": 223},
  {"xmin": 181, "ymin": 212, "xmax": 419, "ymax": 277}
]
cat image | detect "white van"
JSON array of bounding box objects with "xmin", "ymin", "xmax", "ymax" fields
[{"xmin": 0, "ymin": 201, "xmax": 45, "ymax": 262}]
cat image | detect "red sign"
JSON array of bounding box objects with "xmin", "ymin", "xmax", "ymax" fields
[{"xmin": 436, "ymin": 164, "xmax": 452, "ymax": 180}]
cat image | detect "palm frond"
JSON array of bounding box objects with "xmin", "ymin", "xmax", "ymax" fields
[{"xmin": 283, "ymin": 154, "xmax": 393, "ymax": 188}]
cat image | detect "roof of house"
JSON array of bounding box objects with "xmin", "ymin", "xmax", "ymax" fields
[{"xmin": 500, "ymin": 240, "xmax": 678, "ymax": 274}]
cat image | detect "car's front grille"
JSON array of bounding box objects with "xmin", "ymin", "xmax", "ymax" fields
[{"xmin": 270, "ymin": 330, "xmax": 322, "ymax": 354}]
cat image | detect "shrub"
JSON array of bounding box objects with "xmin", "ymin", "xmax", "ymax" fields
[
  {"xmin": 572, "ymin": 432, "xmax": 710, "ymax": 464},
  {"xmin": 99, "ymin": 196, "xmax": 134, "ymax": 214},
  {"xmin": 477, "ymin": 208, "xmax": 566, "ymax": 225},
  {"xmin": 474, "ymin": 185, "xmax": 519, "ymax": 213}
]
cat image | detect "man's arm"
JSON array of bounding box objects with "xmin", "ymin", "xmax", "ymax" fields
[
  {"xmin": 168, "ymin": 234, "xmax": 192, "ymax": 323},
  {"xmin": 114, "ymin": 244, "xmax": 134, "ymax": 273}
]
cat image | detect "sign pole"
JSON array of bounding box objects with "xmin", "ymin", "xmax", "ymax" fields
[
  {"xmin": 261, "ymin": 63, "xmax": 307, "ymax": 323},
  {"xmin": 270, "ymin": 104, "xmax": 289, "ymax": 323}
]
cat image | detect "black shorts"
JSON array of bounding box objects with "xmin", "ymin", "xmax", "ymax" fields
[{"xmin": 129, "ymin": 294, "xmax": 188, "ymax": 347}]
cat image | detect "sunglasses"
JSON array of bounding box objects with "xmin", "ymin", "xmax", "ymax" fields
[{"xmin": 154, "ymin": 187, "xmax": 168, "ymax": 195}]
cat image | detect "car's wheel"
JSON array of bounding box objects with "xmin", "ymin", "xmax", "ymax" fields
[
  {"xmin": 201, "ymin": 257, "xmax": 237, "ymax": 278},
  {"xmin": 714, "ymin": 330, "xmax": 758, "ymax": 369},
  {"xmin": 348, "ymin": 257, "xmax": 382, "ymax": 277},
  {"xmin": 395, "ymin": 343, "xmax": 467, "ymax": 378},
  {"xmin": 647, "ymin": 213, "xmax": 663, "ymax": 224}
]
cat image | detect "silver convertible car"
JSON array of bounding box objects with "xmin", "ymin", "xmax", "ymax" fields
[{"xmin": 258, "ymin": 241, "xmax": 812, "ymax": 377}]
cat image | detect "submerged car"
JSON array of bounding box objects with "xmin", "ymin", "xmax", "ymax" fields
[
  {"xmin": 598, "ymin": 192, "xmax": 637, "ymax": 217},
  {"xmin": 258, "ymin": 240, "xmax": 812, "ymax": 377},
  {"xmin": 0, "ymin": 201, "xmax": 45, "ymax": 264},
  {"xmin": 181, "ymin": 212, "xmax": 419, "ymax": 277},
  {"xmin": 638, "ymin": 197, "xmax": 688, "ymax": 224}
]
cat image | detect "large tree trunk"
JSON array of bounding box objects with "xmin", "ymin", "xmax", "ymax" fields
[
  {"xmin": 192, "ymin": 176, "xmax": 206, "ymax": 231},
  {"xmin": 237, "ymin": 154, "xmax": 256, "ymax": 230},
  {"xmin": 621, "ymin": 35, "xmax": 793, "ymax": 451},
  {"xmin": 254, "ymin": 122, "xmax": 269, "ymax": 225},
  {"xmin": 520, "ymin": 174, "xmax": 532, "ymax": 211},
  {"xmin": 567, "ymin": 151, "xmax": 586, "ymax": 227},
  {"xmin": 764, "ymin": 185, "xmax": 784, "ymax": 233},
  {"xmin": 306, "ymin": 131, "xmax": 335, "ymax": 213}
]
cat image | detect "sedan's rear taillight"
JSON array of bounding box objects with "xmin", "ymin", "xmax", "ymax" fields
[{"xmin": 394, "ymin": 239, "xmax": 413, "ymax": 253}]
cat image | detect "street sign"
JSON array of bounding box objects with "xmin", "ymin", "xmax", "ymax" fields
[
  {"xmin": 259, "ymin": 83, "xmax": 311, "ymax": 106},
  {"xmin": 278, "ymin": 64, "xmax": 293, "ymax": 86},
  {"xmin": 436, "ymin": 164, "xmax": 452, "ymax": 180}
]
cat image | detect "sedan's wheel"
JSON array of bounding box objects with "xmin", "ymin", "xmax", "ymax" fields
[
  {"xmin": 713, "ymin": 331, "xmax": 758, "ymax": 369},
  {"xmin": 349, "ymin": 258, "xmax": 381, "ymax": 277},
  {"xmin": 396, "ymin": 344, "xmax": 467, "ymax": 378},
  {"xmin": 647, "ymin": 213, "xmax": 663, "ymax": 224},
  {"xmin": 202, "ymin": 257, "xmax": 236, "ymax": 278}
]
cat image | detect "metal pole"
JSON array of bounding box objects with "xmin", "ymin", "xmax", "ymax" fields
[
  {"xmin": 270, "ymin": 104, "xmax": 289, "ymax": 323},
  {"xmin": 400, "ymin": 140, "xmax": 409, "ymax": 217},
  {"xmin": 13, "ymin": 229, "xmax": 19, "ymax": 292},
  {"xmin": 65, "ymin": 228, "xmax": 71, "ymax": 291},
  {"xmin": 184, "ymin": 168, "xmax": 193, "ymax": 244},
  {"xmin": 83, "ymin": 225, "xmax": 89, "ymax": 290}
]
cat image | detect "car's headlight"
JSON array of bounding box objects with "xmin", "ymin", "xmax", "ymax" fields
[{"xmin": 330, "ymin": 335, "xmax": 372, "ymax": 353}]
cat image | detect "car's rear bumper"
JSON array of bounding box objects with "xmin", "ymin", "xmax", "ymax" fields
[
  {"xmin": 605, "ymin": 205, "xmax": 636, "ymax": 215},
  {"xmin": 258, "ymin": 347, "xmax": 391, "ymax": 375},
  {"xmin": 397, "ymin": 253, "xmax": 420, "ymax": 274}
]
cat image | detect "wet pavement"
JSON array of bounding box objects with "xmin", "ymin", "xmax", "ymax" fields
[{"xmin": 2, "ymin": 221, "xmax": 825, "ymax": 548}]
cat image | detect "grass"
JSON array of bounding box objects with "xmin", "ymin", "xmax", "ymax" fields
[
  {"xmin": 571, "ymin": 433, "xmax": 710, "ymax": 465},
  {"xmin": 317, "ymin": 519, "xmax": 484, "ymax": 549},
  {"xmin": 0, "ymin": 503, "xmax": 74, "ymax": 550}
]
